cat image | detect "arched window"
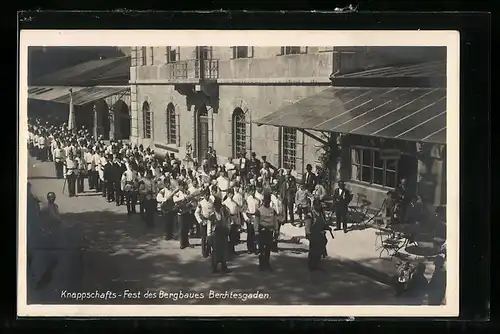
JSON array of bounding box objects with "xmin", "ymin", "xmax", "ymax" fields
[
  {"xmin": 281, "ymin": 127, "xmax": 297, "ymax": 170},
  {"xmin": 232, "ymin": 108, "xmax": 246, "ymax": 157},
  {"xmin": 142, "ymin": 101, "xmax": 153, "ymax": 139},
  {"xmin": 166, "ymin": 103, "xmax": 177, "ymax": 145}
]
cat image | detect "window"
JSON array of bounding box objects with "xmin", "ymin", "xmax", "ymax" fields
[
  {"xmin": 141, "ymin": 46, "xmax": 147, "ymax": 66},
  {"xmin": 142, "ymin": 101, "xmax": 152, "ymax": 139},
  {"xmin": 232, "ymin": 108, "xmax": 246, "ymax": 156},
  {"xmin": 231, "ymin": 46, "xmax": 253, "ymax": 59},
  {"xmin": 280, "ymin": 46, "xmax": 308, "ymax": 55},
  {"xmin": 166, "ymin": 46, "xmax": 179, "ymax": 63},
  {"xmin": 166, "ymin": 103, "xmax": 176, "ymax": 145},
  {"xmin": 282, "ymin": 127, "xmax": 297, "ymax": 170},
  {"xmin": 196, "ymin": 46, "xmax": 213, "ymax": 60},
  {"xmin": 149, "ymin": 47, "xmax": 154, "ymax": 65},
  {"xmin": 351, "ymin": 147, "xmax": 398, "ymax": 188}
]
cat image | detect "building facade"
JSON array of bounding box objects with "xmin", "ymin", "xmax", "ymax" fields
[{"xmin": 130, "ymin": 46, "xmax": 447, "ymax": 210}]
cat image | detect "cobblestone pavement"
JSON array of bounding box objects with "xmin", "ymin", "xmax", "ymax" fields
[{"xmin": 25, "ymin": 157, "xmax": 418, "ymax": 306}]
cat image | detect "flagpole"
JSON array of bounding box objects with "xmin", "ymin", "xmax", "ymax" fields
[{"xmin": 68, "ymin": 88, "xmax": 75, "ymax": 131}]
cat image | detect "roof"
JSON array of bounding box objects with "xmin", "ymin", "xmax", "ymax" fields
[
  {"xmin": 30, "ymin": 56, "xmax": 130, "ymax": 86},
  {"xmin": 28, "ymin": 86, "xmax": 130, "ymax": 106},
  {"xmin": 331, "ymin": 61, "xmax": 446, "ymax": 88},
  {"xmin": 255, "ymin": 86, "xmax": 447, "ymax": 145}
]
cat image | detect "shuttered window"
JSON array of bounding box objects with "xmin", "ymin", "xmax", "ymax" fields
[
  {"xmin": 166, "ymin": 46, "xmax": 180, "ymax": 63},
  {"xmin": 232, "ymin": 108, "xmax": 246, "ymax": 157},
  {"xmin": 141, "ymin": 47, "xmax": 147, "ymax": 66},
  {"xmin": 231, "ymin": 46, "xmax": 254, "ymax": 59},
  {"xmin": 279, "ymin": 46, "xmax": 308, "ymax": 55},
  {"xmin": 142, "ymin": 101, "xmax": 152, "ymax": 139},
  {"xmin": 281, "ymin": 127, "xmax": 297, "ymax": 170},
  {"xmin": 166, "ymin": 103, "xmax": 177, "ymax": 145}
]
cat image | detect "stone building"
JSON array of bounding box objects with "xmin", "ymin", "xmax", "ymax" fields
[{"xmin": 130, "ymin": 46, "xmax": 447, "ymax": 210}]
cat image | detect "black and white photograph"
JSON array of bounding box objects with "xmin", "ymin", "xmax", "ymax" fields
[{"xmin": 18, "ymin": 30, "xmax": 459, "ymax": 317}]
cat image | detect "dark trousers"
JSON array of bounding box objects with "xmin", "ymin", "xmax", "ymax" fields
[
  {"xmin": 178, "ymin": 213, "xmax": 191, "ymax": 248},
  {"xmin": 164, "ymin": 211, "xmax": 175, "ymax": 240},
  {"xmin": 101, "ymin": 181, "xmax": 108, "ymax": 198},
  {"xmin": 336, "ymin": 207, "xmax": 348, "ymax": 231},
  {"xmin": 143, "ymin": 199, "xmax": 156, "ymax": 227},
  {"xmin": 114, "ymin": 184, "xmax": 124, "ymax": 205},
  {"xmin": 283, "ymin": 200, "xmax": 294, "ymax": 223},
  {"xmin": 66, "ymin": 174, "xmax": 77, "ymax": 197},
  {"xmin": 125, "ymin": 191, "xmax": 137, "ymax": 214},
  {"xmin": 47, "ymin": 148, "xmax": 53, "ymax": 161},
  {"xmin": 201, "ymin": 224, "xmax": 211, "ymax": 258},
  {"xmin": 258, "ymin": 228, "xmax": 273, "ymax": 269},
  {"xmin": 229, "ymin": 223, "xmax": 240, "ymax": 253},
  {"xmin": 77, "ymin": 174, "xmax": 85, "ymax": 193},
  {"xmin": 308, "ymin": 232, "xmax": 327, "ymax": 270},
  {"xmin": 37, "ymin": 146, "xmax": 47, "ymax": 161},
  {"xmin": 246, "ymin": 218, "xmax": 257, "ymax": 253},
  {"xmin": 106, "ymin": 181, "xmax": 115, "ymax": 202},
  {"xmin": 87, "ymin": 170, "xmax": 95, "ymax": 189},
  {"xmin": 54, "ymin": 161, "xmax": 64, "ymax": 179},
  {"xmin": 94, "ymin": 175, "xmax": 101, "ymax": 192},
  {"xmin": 297, "ymin": 205, "xmax": 309, "ymax": 221}
]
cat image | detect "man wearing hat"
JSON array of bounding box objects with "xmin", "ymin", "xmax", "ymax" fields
[
  {"xmin": 333, "ymin": 180, "xmax": 353, "ymax": 233},
  {"xmin": 305, "ymin": 199, "xmax": 331, "ymax": 271},
  {"xmin": 103, "ymin": 154, "xmax": 115, "ymax": 202},
  {"xmin": 223, "ymin": 188, "xmax": 242, "ymax": 256},
  {"xmin": 64, "ymin": 152, "xmax": 78, "ymax": 197},
  {"xmin": 248, "ymin": 152, "xmax": 261, "ymax": 178},
  {"xmin": 280, "ymin": 169, "xmax": 297, "ymax": 225}
]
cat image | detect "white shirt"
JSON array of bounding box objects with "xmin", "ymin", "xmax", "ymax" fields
[
  {"xmin": 37, "ymin": 136, "xmax": 46, "ymax": 146},
  {"xmin": 188, "ymin": 185, "xmax": 201, "ymax": 197},
  {"xmin": 271, "ymin": 193, "xmax": 283, "ymax": 216},
  {"xmin": 216, "ymin": 176, "xmax": 230, "ymax": 191},
  {"xmin": 255, "ymin": 191, "xmax": 264, "ymax": 202},
  {"xmin": 53, "ymin": 148, "xmax": 65, "ymax": 160},
  {"xmin": 233, "ymin": 192, "xmax": 244, "ymax": 208},
  {"xmin": 156, "ymin": 188, "xmax": 173, "ymax": 203},
  {"xmin": 173, "ymin": 191, "xmax": 186, "ymax": 203},
  {"xmin": 223, "ymin": 198, "xmax": 240, "ymax": 215},
  {"xmin": 245, "ymin": 195, "xmax": 260, "ymax": 214},
  {"xmin": 195, "ymin": 198, "xmax": 215, "ymax": 223},
  {"xmin": 225, "ymin": 162, "xmax": 235, "ymax": 171}
]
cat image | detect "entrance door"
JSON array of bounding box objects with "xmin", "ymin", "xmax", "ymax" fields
[{"xmin": 196, "ymin": 105, "xmax": 209, "ymax": 161}]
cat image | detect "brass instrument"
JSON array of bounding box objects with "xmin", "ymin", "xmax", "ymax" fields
[{"xmin": 173, "ymin": 190, "xmax": 204, "ymax": 213}]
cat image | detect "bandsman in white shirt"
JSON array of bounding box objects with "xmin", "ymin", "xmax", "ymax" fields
[
  {"xmin": 84, "ymin": 149, "xmax": 95, "ymax": 190},
  {"xmin": 92, "ymin": 150, "xmax": 102, "ymax": 192},
  {"xmin": 242, "ymin": 186, "xmax": 259, "ymax": 254},
  {"xmin": 52, "ymin": 144, "xmax": 66, "ymax": 179},
  {"xmin": 173, "ymin": 182, "xmax": 193, "ymax": 249},
  {"xmin": 216, "ymin": 171, "xmax": 230, "ymax": 200},
  {"xmin": 223, "ymin": 188, "xmax": 242, "ymax": 255},
  {"xmin": 195, "ymin": 189, "xmax": 215, "ymax": 258},
  {"xmin": 224, "ymin": 157, "xmax": 236, "ymax": 180},
  {"xmin": 121, "ymin": 164, "xmax": 139, "ymax": 215},
  {"xmin": 64, "ymin": 152, "xmax": 78, "ymax": 197},
  {"xmin": 157, "ymin": 182, "xmax": 178, "ymax": 240},
  {"xmin": 37, "ymin": 133, "xmax": 47, "ymax": 161},
  {"xmin": 270, "ymin": 185, "xmax": 285, "ymax": 252}
]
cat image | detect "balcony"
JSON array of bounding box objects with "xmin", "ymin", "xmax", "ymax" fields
[{"xmin": 170, "ymin": 59, "xmax": 219, "ymax": 80}]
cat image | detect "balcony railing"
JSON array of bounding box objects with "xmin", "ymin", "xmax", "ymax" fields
[{"xmin": 170, "ymin": 59, "xmax": 219, "ymax": 80}]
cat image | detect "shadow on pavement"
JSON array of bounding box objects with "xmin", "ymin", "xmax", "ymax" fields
[{"xmin": 24, "ymin": 207, "xmax": 446, "ymax": 306}]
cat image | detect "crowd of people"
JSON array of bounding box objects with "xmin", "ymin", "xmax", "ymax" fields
[
  {"xmin": 27, "ymin": 115, "xmax": 439, "ymax": 275},
  {"xmin": 28, "ymin": 117, "xmax": 358, "ymax": 273}
]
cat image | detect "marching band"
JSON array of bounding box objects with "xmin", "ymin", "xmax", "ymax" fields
[{"xmin": 27, "ymin": 118, "xmax": 353, "ymax": 273}]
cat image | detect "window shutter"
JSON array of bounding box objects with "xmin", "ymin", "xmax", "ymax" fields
[
  {"xmin": 227, "ymin": 116, "xmax": 233, "ymax": 156},
  {"xmin": 176, "ymin": 47, "xmax": 180, "ymax": 61},
  {"xmin": 131, "ymin": 47, "xmax": 137, "ymax": 67},
  {"xmin": 175, "ymin": 110, "xmax": 180, "ymax": 147},
  {"xmin": 295, "ymin": 130, "xmax": 304, "ymax": 178},
  {"xmin": 165, "ymin": 46, "xmax": 169, "ymax": 63},
  {"xmin": 279, "ymin": 46, "xmax": 285, "ymax": 56},
  {"xmin": 300, "ymin": 46, "xmax": 308, "ymax": 54},
  {"xmin": 149, "ymin": 47, "xmax": 154, "ymax": 65},
  {"xmin": 273, "ymin": 127, "xmax": 281, "ymax": 168},
  {"xmin": 248, "ymin": 46, "xmax": 254, "ymax": 58},
  {"xmin": 245, "ymin": 111, "xmax": 252, "ymax": 156},
  {"xmin": 231, "ymin": 46, "xmax": 236, "ymax": 59}
]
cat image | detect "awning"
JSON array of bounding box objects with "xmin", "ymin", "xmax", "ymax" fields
[
  {"xmin": 255, "ymin": 86, "xmax": 447, "ymax": 145},
  {"xmin": 28, "ymin": 86, "xmax": 130, "ymax": 106}
]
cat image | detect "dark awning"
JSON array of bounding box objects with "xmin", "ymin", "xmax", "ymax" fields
[
  {"xmin": 255, "ymin": 86, "xmax": 447, "ymax": 145},
  {"xmin": 28, "ymin": 86, "xmax": 130, "ymax": 106}
]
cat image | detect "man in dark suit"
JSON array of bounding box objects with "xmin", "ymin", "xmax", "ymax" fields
[
  {"xmin": 280, "ymin": 170, "xmax": 297, "ymax": 224},
  {"xmin": 302, "ymin": 164, "xmax": 317, "ymax": 193},
  {"xmin": 333, "ymin": 180, "xmax": 352, "ymax": 233}
]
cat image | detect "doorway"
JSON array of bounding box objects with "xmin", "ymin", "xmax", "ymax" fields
[
  {"xmin": 95, "ymin": 100, "xmax": 110, "ymax": 140},
  {"xmin": 196, "ymin": 105, "xmax": 209, "ymax": 161},
  {"xmin": 115, "ymin": 100, "xmax": 131, "ymax": 140}
]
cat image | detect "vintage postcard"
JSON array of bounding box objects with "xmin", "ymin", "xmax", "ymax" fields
[{"xmin": 18, "ymin": 30, "xmax": 459, "ymax": 317}]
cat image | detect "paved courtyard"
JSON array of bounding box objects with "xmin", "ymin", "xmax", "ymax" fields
[{"xmin": 25, "ymin": 157, "xmax": 426, "ymax": 306}]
